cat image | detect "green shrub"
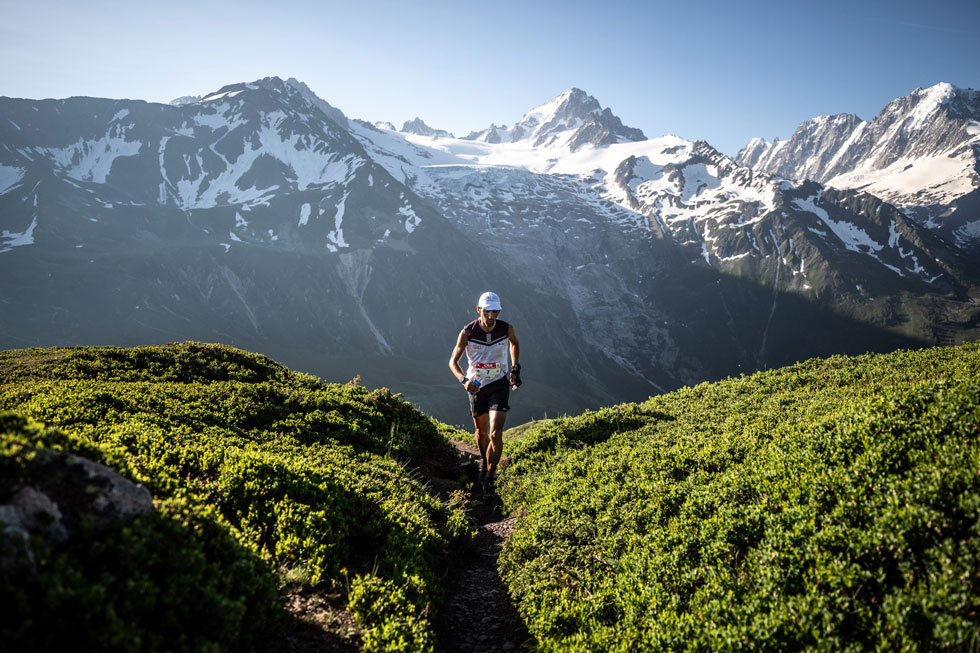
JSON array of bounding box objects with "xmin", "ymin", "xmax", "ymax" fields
[
  {"xmin": 0, "ymin": 416, "xmax": 282, "ymax": 651},
  {"xmin": 498, "ymin": 343, "xmax": 980, "ymax": 650},
  {"xmin": 349, "ymin": 573, "xmax": 436, "ymax": 652},
  {"xmin": 0, "ymin": 343, "xmax": 468, "ymax": 648}
]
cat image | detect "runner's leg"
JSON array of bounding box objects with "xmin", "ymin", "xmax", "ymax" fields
[
  {"xmin": 472, "ymin": 412, "xmax": 489, "ymax": 471},
  {"xmin": 486, "ymin": 409, "xmax": 507, "ymax": 478}
]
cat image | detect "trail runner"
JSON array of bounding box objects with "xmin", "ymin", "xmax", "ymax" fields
[{"xmin": 449, "ymin": 291, "xmax": 522, "ymax": 500}]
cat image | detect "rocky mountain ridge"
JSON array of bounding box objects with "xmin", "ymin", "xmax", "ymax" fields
[{"xmin": 735, "ymin": 82, "xmax": 980, "ymax": 245}]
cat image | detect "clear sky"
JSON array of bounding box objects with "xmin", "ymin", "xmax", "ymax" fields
[{"xmin": 2, "ymin": 0, "xmax": 979, "ymax": 156}]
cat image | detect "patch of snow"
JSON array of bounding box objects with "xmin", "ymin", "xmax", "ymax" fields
[
  {"xmin": 0, "ymin": 165, "xmax": 25, "ymax": 194},
  {"xmin": 888, "ymin": 221, "xmax": 901, "ymax": 248},
  {"xmin": 955, "ymin": 219, "xmax": 980, "ymax": 242},
  {"xmin": 0, "ymin": 216, "xmax": 38, "ymax": 252},
  {"xmin": 111, "ymin": 109, "xmax": 130, "ymax": 122},
  {"xmin": 327, "ymin": 191, "xmax": 350, "ymax": 250},
  {"xmin": 399, "ymin": 203, "xmax": 421, "ymax": 233},
  {"xmin": 43, "ymin": 135, "xmax": 142, "ymax": 183},
  {"xmin": 794, "ymin": 196, "xmax": 882, "ymax": 253},
  {"xmin": 909, "ymin": 83, "xmax": 955, "ymax": 128},
  {"xmin": 229, "ymin": 232, "xmax": 243, "ymax": 242},
  {"xmin": 235, "ymin": 212, "xmax": 248, "ymax": 229},
  {"xmin": 680, "ymin": 163, "xmax": 722, "ymax": 203},
  {"xmin": 718, "ymin": 251, "xmax": 751, "ymax": 262},
  {"xmin": 298, "ymin": 203, "xmax": 311, "ymax": 226},
  {"xmin": 201, "ymin": 90, "xmax": 244, "ymax": 103},
  {"xmin": 827, "ymin": 151, "xmax": 976, "ymax": 214}
]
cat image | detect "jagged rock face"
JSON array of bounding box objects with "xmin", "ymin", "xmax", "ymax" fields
[
  {"xmin": 735, "ymin": 83, "xmax": 980, "ymax": 241},
  {"xmin": 400, "ymin": 118, "xmax": 452, "ymax": 138},
  {"xmin": 461, "ymin": 123, "xmax": 506, "ymax": 143},
  {"xmin": 735, "ymin": 114, "xmax": 865, "ymax": 179},
  {"xmin": 285, "ymin": 77, "xmax": 349, "ymax": 129}
]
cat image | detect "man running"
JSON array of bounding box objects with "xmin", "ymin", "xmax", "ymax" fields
[{"xmin": 449, "ymin": 291, "xmax": 521, "ymax": 501}]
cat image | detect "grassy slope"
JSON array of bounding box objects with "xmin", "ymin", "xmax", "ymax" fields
[
  {"xmin": 0, "ymin": 343, "xmax": 470, "ymax": 652},
  {"xmin": 498, "ymin": 342, "xmax": 980, "ymax": 650}
]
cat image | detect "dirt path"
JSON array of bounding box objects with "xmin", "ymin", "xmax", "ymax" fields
[
  {"xmin": 280, "ymin": 440, "xmax": 531, "ymax": 651},
  {"xmin": 430, "ymin": 441, "xmax": 531, "ymax": 652}
]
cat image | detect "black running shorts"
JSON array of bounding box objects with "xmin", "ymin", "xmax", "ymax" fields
[{"xmin": 469, "ymin": 377, "xmax": 510, "ymax": 417}]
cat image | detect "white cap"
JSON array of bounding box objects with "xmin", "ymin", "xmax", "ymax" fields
[{"xmin": 478, "ymin": 291, "xmax": 502, "ymax": 311}]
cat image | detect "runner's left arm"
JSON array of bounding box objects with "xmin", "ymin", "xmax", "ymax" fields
[{"xmin": 508, "ymin": 324, "xmax": 521, "ymax": 387}]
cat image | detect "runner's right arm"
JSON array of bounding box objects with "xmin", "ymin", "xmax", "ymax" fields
[{"xmin": 449, "ymin": 330, "xmax": 478, "ymax": 393}]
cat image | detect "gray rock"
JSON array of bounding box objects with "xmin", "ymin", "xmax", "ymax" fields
[
  {"xmin": 0, "ymin": 446, "xmax": 154, "ymax": 548},
  {"xmin": 68, "ymin": 454, "xmax": 153, "ymax": 520},
  {"xmin": 0, "ymin": 486, "xmax": 68, "ymax": 542}
]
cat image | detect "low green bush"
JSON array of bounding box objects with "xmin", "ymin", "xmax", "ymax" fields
[
  {"xmin": 498, "ymin": 343, "xmax": 980, "ymax": 650},
  {"xmin": 0, "ymin": 343, "xmax": 468, "ymax": 650}
]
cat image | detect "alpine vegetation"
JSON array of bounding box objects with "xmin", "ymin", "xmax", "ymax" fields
[
  {"xmin": 0, "ymin": 343, "xmax": 470, "ymax": 651},
  {"xmin": 497, "ymin": 342, "xmax": 980, "ymax": 650},
  {"xmin": 1, "ymin": 341, "xmax": 979, "ymax": 649}
]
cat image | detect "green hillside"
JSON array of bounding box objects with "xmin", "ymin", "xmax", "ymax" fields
[
  {"xmin": 498, "ymin": 342, "xmax": 980, "ymax": 650},
  {"xmin": 2, "ymin": 341, "xmax": 979, "ymax": 650},
  {"xmin": 0, "ymin": 343, "xmax": 469, "ymax": 651}
]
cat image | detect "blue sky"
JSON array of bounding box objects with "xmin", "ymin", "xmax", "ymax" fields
[{"xmin": 2, "ymin": 0, "xmax": 979, "ymax": 156}]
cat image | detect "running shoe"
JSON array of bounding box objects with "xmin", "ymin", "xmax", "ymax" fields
[{"xmin": 482, "ymin": 476, "xmax": 495, "ymax": 502}]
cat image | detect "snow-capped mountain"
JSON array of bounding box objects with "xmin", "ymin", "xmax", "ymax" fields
[
  {"xmin": 735, "ymin": 83, "xmax": 980, "ymax": 245},
  {"xmin": 460, "ymin": 88, "xmax": 645, "ymax": 150},
  {"xmin": 348, "ymin": 99, "xmax": 976, "ymax": 388},
  {"xmin": 1, "ymin": 78, "xmax": 978, "ymax": 425},
  {"xmin": 400, "ymin": 118, "xmax": 452, "ymax": 138}
]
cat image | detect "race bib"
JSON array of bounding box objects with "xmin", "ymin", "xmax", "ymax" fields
[{"xmin": 474, "ymin": 361, "xmax": 503, "ymax": 383}]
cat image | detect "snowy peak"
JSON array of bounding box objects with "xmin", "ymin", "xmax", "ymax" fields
[
  {"xmin": 737, "ymin": 82, "xmax": 980, "ymax": 184},
  {"xmin": 179, "ymin": 77, "xmax": 349, "ymax": 130},
  {"xmin": 735, "ymin": 83, "xmax": 980, "ymax": 224},
  {"xmin": 400, "ymin": 117, "xmax": 453, "ymax": 138},
  {"xmin": 513, "ymin": 87, "xmax": 645, "ymax": 149},
  {"xmin": 735, "ymin": 113, "xmax": 866, "ymax": 178},
  {"xmin": 511, "ymin": 88, "xmax": 601, "ymax": 142},
  {"xmin": 460, "ymin": 88, "xmax": 645, "ymax": 151}
]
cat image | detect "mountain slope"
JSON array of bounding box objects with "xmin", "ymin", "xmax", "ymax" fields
[
  {"xmin": 353, "ymin": 93, "xmax": 980, "ymax": 381},
  {"xmin": 2, "ymin": 79, "xmax": 978, "ymax": 425},
  {"xmin": 0, "ymin": 79, "xmax": 658, "ymax": 424}
]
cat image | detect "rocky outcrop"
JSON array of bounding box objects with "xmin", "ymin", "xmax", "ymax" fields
[
  {"xmin": 401, "ymin": 117, "xmax": 453, "ymax": 138},
  {"xmin": 1, "ymin": 445, "xmax": 153, "ymax": 568}
]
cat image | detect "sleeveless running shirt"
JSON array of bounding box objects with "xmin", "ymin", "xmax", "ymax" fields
[{"xmin": 463, "ymin": 318, "xmax": 511, "ymax": 385}]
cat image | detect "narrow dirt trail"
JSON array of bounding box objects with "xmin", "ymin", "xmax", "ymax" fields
[
  {"xmin": 281, "ymin": 439, "xmax": 531, "ymax": 651},
  {"xmin": 429, "ymin": 441, "xmax": 532, "ymax": 652}
]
